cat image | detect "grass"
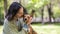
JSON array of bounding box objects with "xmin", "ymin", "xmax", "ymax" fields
[
  {"xmin": 32, "ymin": 23, "xmax": 60, "ymax": 34},
  {"xmin": 0, "ymin": 25, "xmax": 3, "ymax": 34},
  {"xmin": 0, "ymin": 23, "xmax": 60, "ymax": 34}
]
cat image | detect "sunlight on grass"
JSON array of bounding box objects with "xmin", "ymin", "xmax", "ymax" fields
[
  {"xmin": 0, "ymin": 24, "xmax": 60, "ymax": 34},
  {"xmin": 32, "ymin": 24, "xmax": 60, "ymax": 34},
  {"xmin": 0, "ymin": 25, "xmax": 3, "ymax": 34}
]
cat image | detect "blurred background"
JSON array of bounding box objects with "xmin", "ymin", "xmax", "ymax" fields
[{"xmin": 0, "ymin": 0, "xmax": 60, "ymax": 34}]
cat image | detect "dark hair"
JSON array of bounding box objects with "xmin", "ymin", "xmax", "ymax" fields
[{"xmin": 5, "ymin": 2, "xmax": 23, "ymax": 21}]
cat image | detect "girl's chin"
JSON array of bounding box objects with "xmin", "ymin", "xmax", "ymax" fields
[{"xmin": 19, "ymin": 16, "xmax": 23, "ymax": 18}]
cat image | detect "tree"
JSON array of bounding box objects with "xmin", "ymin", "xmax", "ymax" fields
[
  {"xmin": 47, "ymin": 0, "xmax": 56, "ymax": 23},
  {"xmin": 41, "ymin": 6, "xmax": 44, "ymax": 24},
  {"xmin": 4, "ymin": 0, "xmax": 7, "ymax": 16},
  {"xmin": 47, "ymin": 3, "xmax": 52, "ymax": 22},
  {"xmin": 0, "ymin": 0, "xmax": 4, "ymax": 24}
]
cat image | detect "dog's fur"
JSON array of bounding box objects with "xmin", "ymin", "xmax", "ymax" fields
[
  {"xmin": 24, "ymin": 9, "xmax": 37, "ymax": 34},
  {"xmin": 28, "ymin": 10, "xmax": 37, "ymax": 34},
  {"xmin": 28, "ymin": 25, "xmax": 37, "ymax": 34}
]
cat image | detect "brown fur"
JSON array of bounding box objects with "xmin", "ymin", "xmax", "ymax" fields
[{"xmin": 28, "ymin": 25, "xmax": 37, "ymax": 34}]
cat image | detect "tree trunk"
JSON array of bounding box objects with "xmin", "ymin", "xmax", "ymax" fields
[
  {"xmin": 4, "ymin": 0, "xmax": 7, "ymax": 17},
  {"xmin": 41, "ymin": 6, "xmax": 44, "ymax": 24},
  {"xmin": 47, "ymin": 0, "xmax": 55, "ymax": 23},
  {"xmin": 47, "ymin": 3, "xmax": 52, "ymax": 23}
]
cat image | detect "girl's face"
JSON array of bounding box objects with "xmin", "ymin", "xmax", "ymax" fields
[{"xmin": 15, "ymin": 7, "xmax": 23, "ymax": 18}]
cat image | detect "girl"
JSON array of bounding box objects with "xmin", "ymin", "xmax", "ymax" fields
[{"xmin": 3, "ymin": 2, "xmax": 32, "ymax": 34}]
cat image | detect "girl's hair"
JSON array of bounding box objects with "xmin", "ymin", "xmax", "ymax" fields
[{"xmin": 5, "ymin": 2, "xmax": 27, "ymax": 21}]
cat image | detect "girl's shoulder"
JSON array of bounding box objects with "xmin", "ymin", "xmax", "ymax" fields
[
  {"xmin": 4, "ymin": 18, "xmax": 8, "ymax": 22},
  {"xmin": 4, "ymin": 18, "xmax": 9, "ymax": 25}
]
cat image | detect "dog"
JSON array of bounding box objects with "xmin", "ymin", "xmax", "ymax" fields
[{"xmin": 24, "ymin": 10, "xmax": 37, "ymax": 34}]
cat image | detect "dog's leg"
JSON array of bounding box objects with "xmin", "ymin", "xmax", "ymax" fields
[{"xmin": 28, "ymin": 25, "xmax": 37, "ymax": 34}]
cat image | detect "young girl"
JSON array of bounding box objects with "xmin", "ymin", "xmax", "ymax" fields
[{"xmin": 3, "ymin": 2, "xmax": 32, "ymax": 34}]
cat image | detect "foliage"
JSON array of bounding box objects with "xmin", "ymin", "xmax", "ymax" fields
[
  {"xmin": 0, "ymin": 0, "xmax": 60, "ymax": 19},
  {"xmin": 25, "ymin": 0, "xmax": 50, "ymax": 17},
  {"xmin": 0, "ymin": 0, "xmax": 4, "ymax": 19},
  {"xmin": 53, "ymin": 6, "xmax": 60, "ymax": 18}
]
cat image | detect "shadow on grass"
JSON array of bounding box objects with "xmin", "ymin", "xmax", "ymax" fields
[{"xmin": 31, "ymin": 22, "xmax": 60, "ymax": 26}]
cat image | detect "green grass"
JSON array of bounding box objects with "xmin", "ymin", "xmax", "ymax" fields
[
  {"xmin": 32, "ymin": 23, "xmax": 60, "ymax": 34},
  {"xmin": 0, "ymin": 25, "xmax": 3, "ymax": 34},
  {"xmin": 0, "ymin": 23, "xmax": 60, "ymax": 34}
]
